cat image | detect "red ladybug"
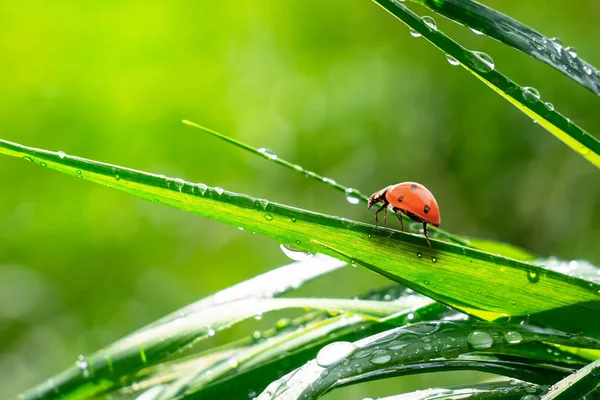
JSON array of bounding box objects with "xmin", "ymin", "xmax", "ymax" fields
[{"xmin": 367, "ymin": 182, "xmax": 440, "ymax": 247}]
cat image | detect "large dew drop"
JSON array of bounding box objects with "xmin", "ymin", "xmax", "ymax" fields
[
  {"xmin": 421, "ymin": 16, "xmax": 437, "ymax": 30},
  {"xmin": 445, "ymin": 54, "xmax": 459, "ymax": 66},
  {"xmin": 473, "ymin": 51, "xmax": 495, "ymax": 71},
  {"xmin": 504, "ymin": 331, "xmax": 524, "ymax": 344},
  {"xmin": 316, "ymin": 341, "xmax": 357, "ymax": 367},
  {"xmin": 522, "ymin": 87, "xmax": 541, "ymax": 103},
  {"xmin": 467, "ymin": 331, "xmax": 494, "ymax": 349},
  {"xmin": 370, "ymin": 350, "xmax": 392, "ymax": 365},
  {"xmin": 409, "ymin": 29, "xmax": 422, "ymax": 38},
  {"xmin": 258, "ymin": 148, "xmax": 278, "ymax": 160},
  {"xmin": 345, "ymin": 188, "xmax": 361, "ymax": 205},
  {"xmin": 279, "ymin": 244, "xmax": 313, "ymax": 261}
]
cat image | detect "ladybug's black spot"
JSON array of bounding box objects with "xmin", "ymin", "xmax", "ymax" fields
[
  {"xmin": 397, "ymin": 195, "xmax": 404, "ymax": 202},
  {"xmin": 424, "ymin": 205, "xmax": 431, "ymax": 214},
  {"xmin": 410, "ymin": 184, "xmax": 417, "ymax": 191}
]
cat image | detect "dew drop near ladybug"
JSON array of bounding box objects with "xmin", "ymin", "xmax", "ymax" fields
[{"xmin": 367, "ymin": 182, "xmax": 440, "ymax": 247}]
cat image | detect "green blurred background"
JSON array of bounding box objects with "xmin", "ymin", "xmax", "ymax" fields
[{"xmin": 1, "ymin": 1, "xmax": 599, "ymax": 398}]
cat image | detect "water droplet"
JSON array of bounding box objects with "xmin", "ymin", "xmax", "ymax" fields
[
  {"xmin": 57, "ymin": 151, "xmax": 66, "ymax": 159},
  {"xmin": 40, "ymin": 162, "xmax": 47, "ymax": 167},
  {"xmin": 445, "ymin": 54, "xmax": 459, "ymax": 66},
  {"xmin": 431, "ymin": 257, "xmax": 437, "ymax": 263},
  {"xmin": 258, "ymin": 148, "xmax": 278, "ymax": 160},
  {"xmin": 416, "ymin": 252, "xmax": 422, "ymax": 258},
  {"xmin": 522, "ymin": 87, "xmax": 541, "ymax": 103},
  {"xmin": 264, "ymin": 214, "xmax": 273, "ymax": 221},
  {"xmin": 316, "ymin": 341, "xmax": 356, "ymax": 367},
  {"xmin": 545, "ymin": 102, "xmax": 555, "ymax": 111},
  {"xmin": 584, "ymin": 65, "xmax": 593, "ymax": 75},
  {"xmin": 238, "ymin": 227, "xmax": 244, "ymax": 231},
  {"xmin": 322, "ymin": 177, "xmax": 336, "ymax": 185},
  {"xmin": 504, "ymin": 331, "xmax": 524, "ymax": 344},
  {"xmin": 473, "ymin": 51, "xmax": 495, "ymax": 71},
  {"xmin": 76, "ymin": 170, "xmax": 82, "ymax": 176},
  {"xmin": 470, "ymin": 27, "xmax": 484, "ymax": 35},
  {"xmin": 467, "ymin": 331, "xmax": 494, "ymax": 349},
  {"xmin": 76, "ymin": 355, "xmax": 90, "ymax": 378},
  {"xmin": 565, "ymin": 46, "xmax": 577, "ymax": 58},
  {"xmin": 521, "ymin": 395, "xmax": 538, "ymax": 400},
  {"xmin": 255, "ymin": 198, "xmax": 269, "ymax": 210},
  {"xmin": 252, "ymin": 331, "xmax": 262, "ymax": 340},
  {"xmin": 228, "ymin": 358, "xmax": 239, "ymax": 368},
  {"xmin": 115, "ymin": 174, "xmax": 121, "ymax": 181},
  {"xmin": 345, "ymin": 188, "xmax": 361, "ymax": 205},
  {"xmin": 173, "ymin": 178, "xmax": 185, "ymax": 191},
  {"xmin": 254, "ymin": 313, "xmax": 263, "ymax": 321},
  {"xmin": 275, "ymin": 318, "xmax": 291, "ymax": 330},
  {"xmin": 527, "ymin": 270, "xmax": 540, "ymax": 283},
  {"xmin": 423, "ymin": 343, "xmax": 432, "ymax": 350},
  {"xmin": 370, "ymin": 350, "xmax": 392, "ymax": 364},
  {"xmin": 23, "ymin": 156, "xmax": 33, "ymax": 162},
  {"xmin": 207, "ymin": 327, "xmax": 216, "ymax": 337},
  {"xmin": 421, "ymin": 16, "xmax": 437, "ymax": 29},
  {"xmin": 280, "ymin": 244, "xmax": 313, "ymax": 261},
  {"xmin": 424, "ymin": 280, "xmax": 430, "ymax": 285},
  {"xmin": 409, "ymin": 29, "xmax": 422, "ymax": 38},
  {"xmin": 195, "ymin": 183, "xmax": 208, "ymax": 195},
  {"xmin": 549, "ymin": 37, "xmax": 563, "ymax": 52},
  {"xmin": 214, "ymin": 187, "xmax": 224, "ymax": 195}
]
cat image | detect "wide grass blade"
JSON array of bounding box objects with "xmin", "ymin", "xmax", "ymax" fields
[
  {"xmin": 20, "ymin": 297, "xmax": 406, "ymax": 400},
  {"xmin": 1, "ymin": 139, "xmax": 599, "ymax": 337},
  {"xmin": 379, "ymin": 381, "xmax": 544, "ymax": 399},
  {"xmin": 257, "ymin": 320, "xmax": 597, "ymax": 399},
  {"xmin": 410, "ymin": 0, "xmax": 600, "ymax": 96},
  {"xmin": 373, "ymin": 0, "xmax": 600, "ymax": 168}
]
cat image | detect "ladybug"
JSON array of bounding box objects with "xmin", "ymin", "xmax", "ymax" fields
[{"xmin": 367, "ymin": 182, "xmax": 440, "ymax": 247}]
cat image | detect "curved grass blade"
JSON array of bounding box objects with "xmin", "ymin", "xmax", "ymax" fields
[
  {"xmin": 19, "ymin": 297, "xmax": 403, "ymax": 400},
  {"xmin": 410, "ymin": 0, "xmax": 600, "ymax": 96},
  {"xmin": 373, "ymin": 0, "xmax": 600, "ymax": 168},
  {"xmin": 1, "ymin": 139, "xmax": 599, "ymax": 335},
  {"xmin": 379, "ymin": 380, "xmax": 544, "ymax": 399},
  {"xmin": 183, "ymin": 120, "xmax": 470, "ymax": 247},
  {"xmin": 150, "ymin": 295, "xmax": 434, "ymax": 400},
  {"xmin": 257, "ymin": 320, "xmax": 594, "ymax": 399},
  {"xmin": 541, "ymin": 358, "xmax": 600, "ymax": 400}
]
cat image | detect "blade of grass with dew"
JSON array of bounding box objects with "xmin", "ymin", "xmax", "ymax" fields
[
  {"xmin": 541, "ymin": 358, "xmax": 600, "ymax": 400},
  {"xmin": 258, "ymin": 320, "xmax": 596, "ymax": 399},
  {"xmin": 2, "ymin": 139, "xmax": 600, "ymax": 336},
  {"xmin": 19, "ymin": 297, "xmax": 404, "ymax": 400},
  {"xmin": 378, "ymin": 380, "xmax": 544, "ymax": 400},
  {"xmin": 409, "ymin": 0, "xmax": 600, "ymax": 96},
  {"xmin": 183, "ymin": 120, "xmax": 470, "ymax": 248},
  {"xmin": 372, "ymin": 0, "xmax": 600, "ymax": 168},
  {"xmin": 150, "ymin": 295, "xmax": 435, "ymax": 400}
]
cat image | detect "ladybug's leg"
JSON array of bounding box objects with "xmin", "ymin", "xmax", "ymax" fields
[
  {"xmin": 422, "ymin": 222, "xmax": 432, "ymax": 248},
  {"xmin": 374, "ymin": 203, "xmax": 387, "ymax": 227},
  {"xmin": 392, "ymin": 207, "xmax": 404, "ymax": 231},
  {"xmin": 384, "ymin": 207, "xmax": 388, "ymax": 224}
]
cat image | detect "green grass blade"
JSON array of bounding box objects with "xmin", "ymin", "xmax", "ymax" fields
[
  {"xmin": 19, "ymin": 297, "xmax": 404, "ymax": 400},
  {"xmin": 183, "ymin": 120, "xmax": 470, "ymax": 247},
  {"xmin": 373, "ymin": 0, "xmax": 600, "ymax": 168},
  {"xmin": 259, "ymin": 321, "xmax": 593, "ymax": 399},
  {"xmin": 410, "ymin": 0, "xmax": 600, "ymax": 96},
  {"xmin": 541, "ymin": 358, "xmax": 600, "ymax": 400},
  {"xmin": 379, "ymin": 381, "xmax": 544, "ymax": 399},
  {"xmin": 1, "ymin": 139, "xmax": 599, "ymax": 336}
]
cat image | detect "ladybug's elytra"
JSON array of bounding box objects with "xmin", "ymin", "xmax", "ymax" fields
[{"xmin": 367, "ymin": 182, "xmax": 440, "ymax": 247}]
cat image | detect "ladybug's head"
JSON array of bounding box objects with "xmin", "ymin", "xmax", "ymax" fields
[{"xmin": 367, "ymin": 186, "xmax": 390, "ymax": 210}]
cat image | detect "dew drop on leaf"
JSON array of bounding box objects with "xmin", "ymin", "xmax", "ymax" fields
[
  {"xmin": 409, "ymin": 29, "xmax": 422, "ymax": 38},
  {"xmin": 57, "ymin": 151, "xmax": 66, "ymax": 159},
  {"xmin": 344, "ymin": 188, "xmax": 361, "ymax": 205},
  {"xmin": 258, "ymin": 148, "xmax": 278, "ymax": 160},
  {"xmin": 421, "ymin": 16, "xmax": 437, "ymax": 29},
  {"xmin": 522, "ymin": 87, "xmax": 541, "ymax": 103},
  {"xmin": 369, "ymin": 350, "xmax": 392, "ymax": 364},
  {"xmin": 316, "ymin": 341, "xmax": 356, "ymax": 367},
  {"xmin": 470, "ymin": 27, "xmax": 484, "ymax": 35},
  {"xmin": 264, "ymin": 214, "xmax": 273, "ymax": 221},
  {"xmin": 467, "ymin": 331, "xmax": 494, "ymax": 349},
  {"xmin": 280, "ymin": 244, "xmax": 313, "ymax": 261},
  {"xmin": 445, "ymin": 54, "xmax": 459, "ymax": 66},
  {"xmin": 504, "ymin": 331, "xmax": 524, "ymax": 344}
]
